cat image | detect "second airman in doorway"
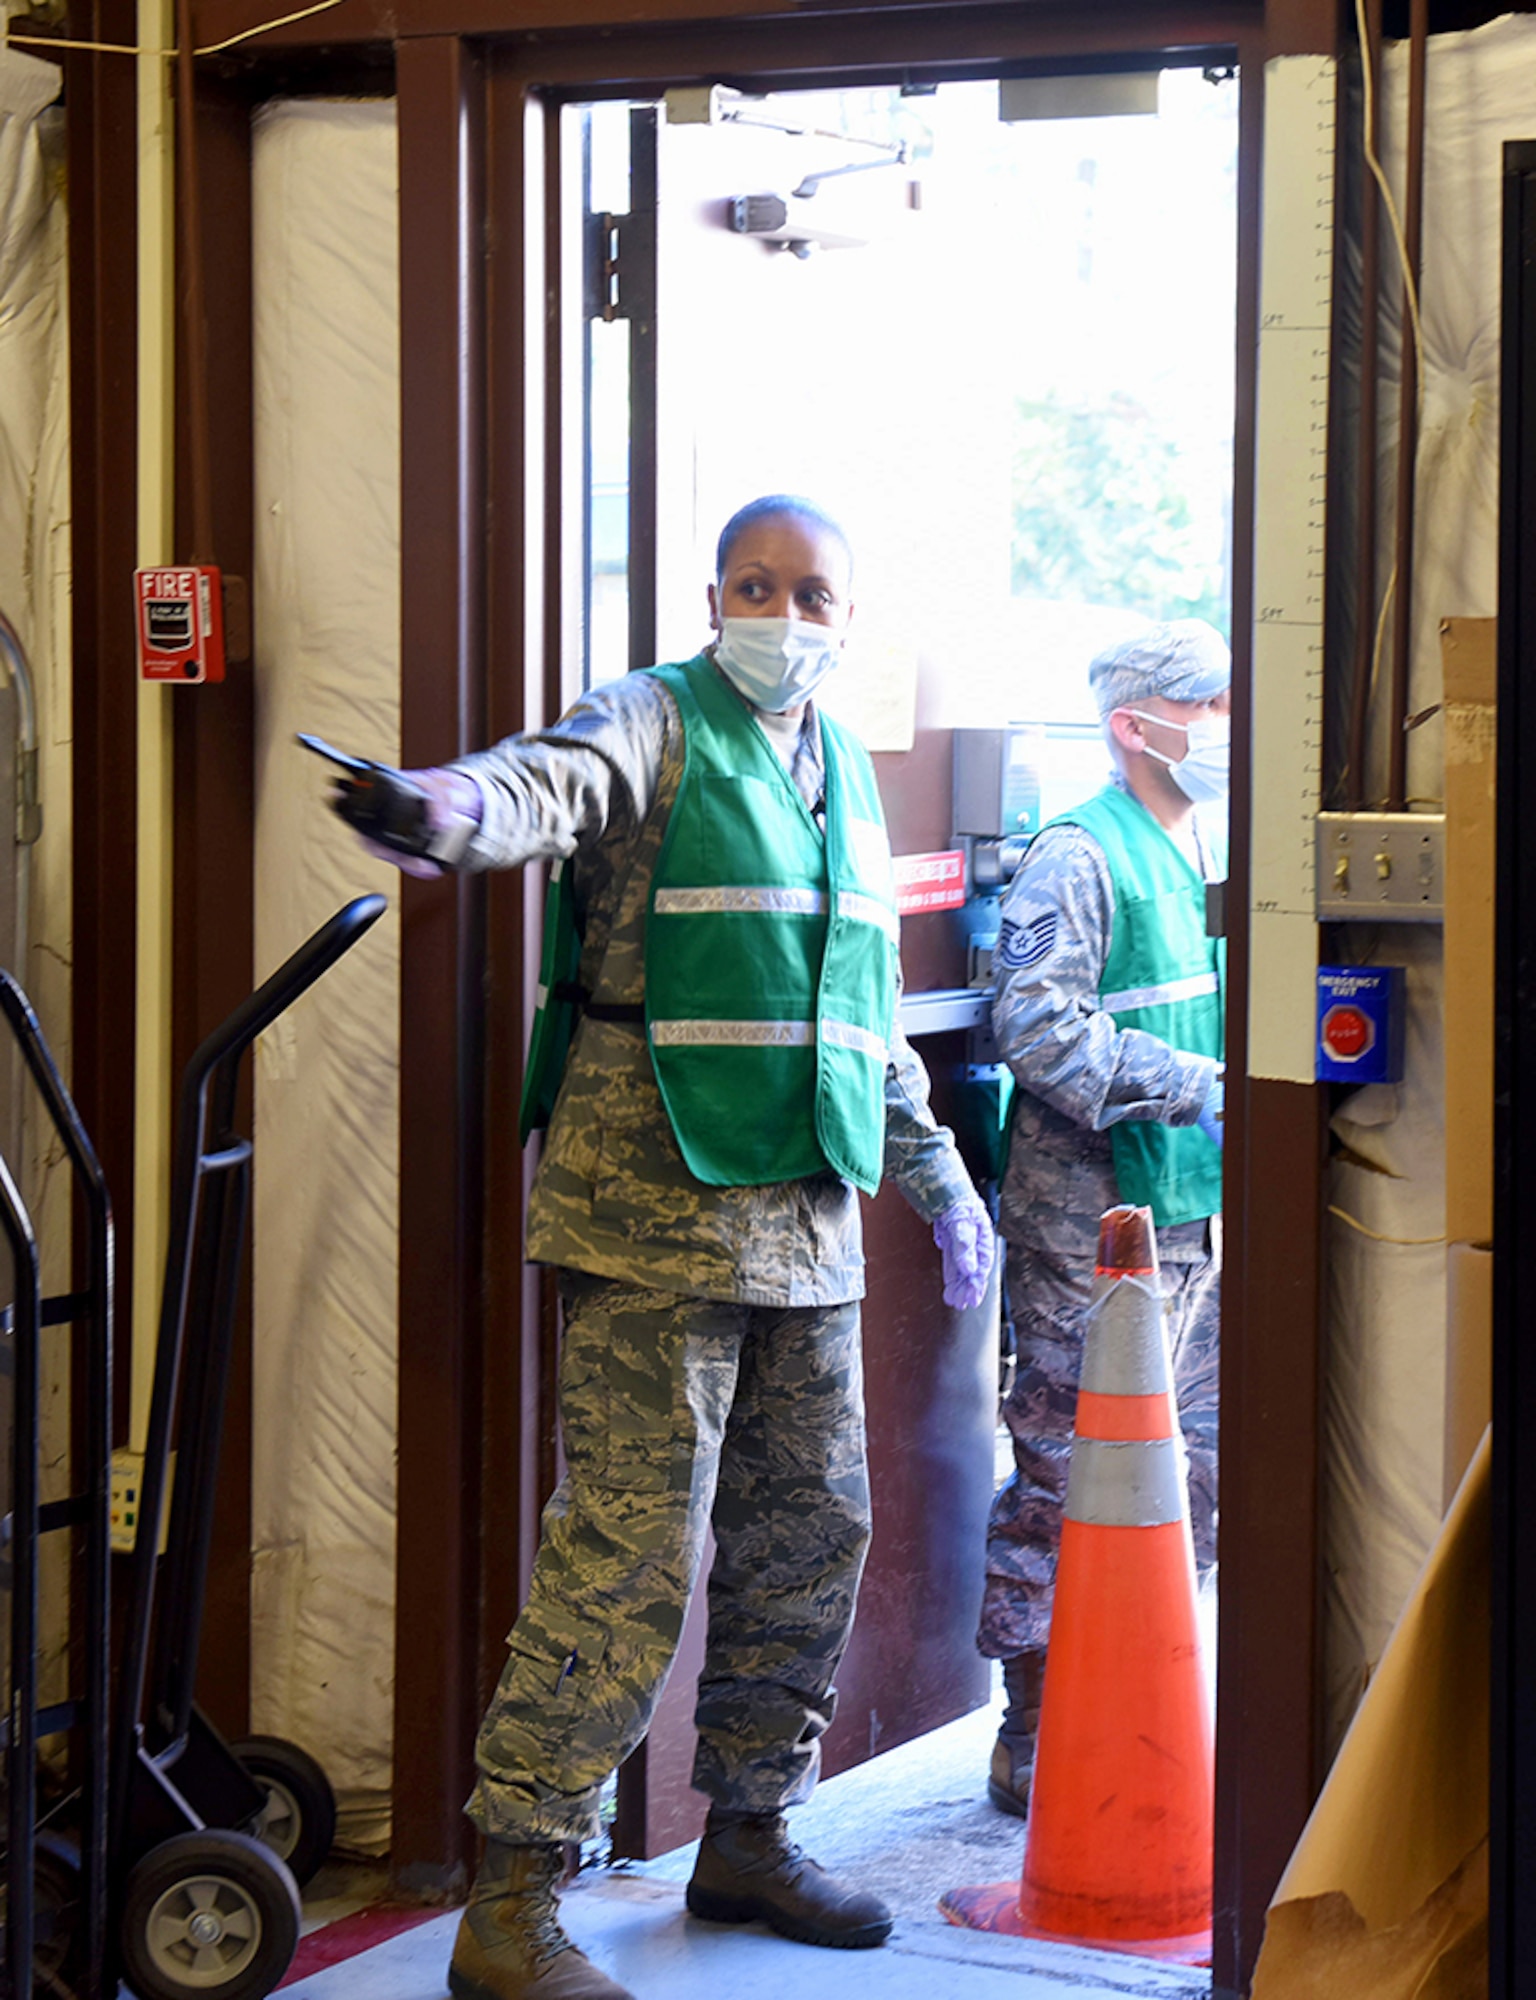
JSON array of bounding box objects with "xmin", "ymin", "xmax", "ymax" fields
[{"xmin": 979, "ymin": 619, "xmax": 1228, "ymax": 1816}]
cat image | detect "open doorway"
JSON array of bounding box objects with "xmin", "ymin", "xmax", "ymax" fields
[
  {"xmin": 566, "ymin": 69, "xmax": 1237, "ymax": 710},
  {"xmin": 554, "ymin": 60, "xmax": 1239, "ymax": 1969}
]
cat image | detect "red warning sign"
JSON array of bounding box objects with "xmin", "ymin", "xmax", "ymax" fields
[{"xmin": 893, "ymin": 850, "xmax": 967, "ymax": 916}]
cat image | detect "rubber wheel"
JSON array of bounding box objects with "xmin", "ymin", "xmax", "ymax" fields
[
  {"xmin": 5, "ymin": 1830, "xmax": 86, "ymax": 2000},
  {"xmin": 228, "ymin": 1736, "xmax": 337, "ymax": 1888},
  {"xmin": 118, "ymin": 1829, "xmax": 300, "ymax": 2000}
]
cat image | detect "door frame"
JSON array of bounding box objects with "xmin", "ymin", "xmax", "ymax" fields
[
  {"xmin": 61, "ymin": 2, "xmax": 1342, "ymax": 1989},
  {"xmin": 409, "ymin": 26, "xmax": 1330, "ymax": 1992}
]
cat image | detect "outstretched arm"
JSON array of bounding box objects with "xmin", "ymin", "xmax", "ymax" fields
[{"xmin": 326, "ymin": 674, "xmax": 673, "ymax": 879}]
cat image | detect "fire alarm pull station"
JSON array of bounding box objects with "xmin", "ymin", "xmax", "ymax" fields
[{"xmin": 135, "ymin": 566, "xmax": 226, "ymax": 684}]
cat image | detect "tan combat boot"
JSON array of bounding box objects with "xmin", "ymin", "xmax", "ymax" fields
[
  {"xmin": 686, "ymin": 1809, "xmax": 892, "ymax": 1948},
  {"xmin": 448, "ymin": 1840, "xmax": 634, "ymax": 2000},
  {"xmin": 988, "ymin": 1650, "xmax": 1045, "ymax": 1818}
]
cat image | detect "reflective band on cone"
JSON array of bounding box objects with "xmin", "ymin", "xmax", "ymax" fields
[{"xmin": 939, "ymin": 1203, "xmax": 1213, "ymax": 1966}]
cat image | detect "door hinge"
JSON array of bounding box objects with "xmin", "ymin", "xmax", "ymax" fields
[
  {"xmin": 585, "ymin": 204, "xmax": 657, "ymax": 325},
  {"xmin": 587, "ymin": 210, "xmax": 626, "ymax": 322}
]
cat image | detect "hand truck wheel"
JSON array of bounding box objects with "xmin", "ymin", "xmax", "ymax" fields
[
  {"xmin": 118, "ymin": 1829, "xmax": 300, "ymax": 2000},
  {"xmin": 2, "ymin": 1829, "xmax": 86, "ymax": 2000},
  {"xmin": 227, "ymin": 1736, "xmax": 336, "ymax": 1888}
]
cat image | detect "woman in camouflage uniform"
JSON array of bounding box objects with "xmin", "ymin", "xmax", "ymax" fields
[{"xmin": 352, "ymin": 496, "xmax": 993, "ymax": 2000}]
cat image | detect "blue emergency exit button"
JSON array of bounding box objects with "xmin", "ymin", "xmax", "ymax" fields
[{"xmin": 1316, "ymin": 966, "xmax": 1405, "ymax": 1084}]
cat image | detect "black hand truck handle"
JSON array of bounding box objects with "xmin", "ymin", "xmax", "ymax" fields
[
  {"xmin": 0, "ymin": 1140, "xmax": 41, "ymax": 2000},
  {"xmin": 111, "ymin": 895, "xmax": 387, "ymax": 1865},
  {"xmin": 184, "ymin": 890, "xmax": 390, "ymax": 1127}
]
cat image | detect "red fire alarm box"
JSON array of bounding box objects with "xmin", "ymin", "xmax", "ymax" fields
[{"xmin": 135, "ymin": 566, "xmax": 226, "ymax": 684}]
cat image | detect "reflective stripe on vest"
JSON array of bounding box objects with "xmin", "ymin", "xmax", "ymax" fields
[
  {"xmin": 1100, "ymin": 969, "xmax": 1220, "ymax": 1013},
  {"xmin": 651, "ymin": 1015, "xmax": 887, "ymax": 1063},
  {"xmin": 651, "ymin": 1019, "xmax": 813, "ymax": 1048},
  {"xmin": 820, "ymin": 1018, "xmax": 887, "ymax": 1064},
  {"xmin": 654, "ymin": 883, "xmax": 899, "ymax": 940}
]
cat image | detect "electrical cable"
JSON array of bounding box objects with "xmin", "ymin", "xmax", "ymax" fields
[
  {"xmin": 1343, "ymin": 0, "xmax": 1382, "ymax": 811},
  {"xmin": 1385, "ymin": 0, "xmax": 1428, "ymax": 809},
  {"xmin": 5, "ymin": 32, "xmax": 142, "ymax": 53},
  {"xmin": 1354, "ymin": 0, "xmax": 1430, "ymax": 790},
  {"xmin": 196, "ymin": 0, "xmax": 347, "ymax": 55},
  {"xmin": 1356, "ymin": 0, "xmax": 1428, "ymax": 418},
  {"xmin": 4, "ymin": 0, "xmax": 346, "ymax": 59}
]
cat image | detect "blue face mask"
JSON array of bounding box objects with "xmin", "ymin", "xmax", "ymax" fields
[
  {"xmin": 1124, "ymin": 709, "xmax": 1231, "ymax": 806},
  {"xmin": 714, "ymin": 617, "xmax": 843, "ymax": 713}
]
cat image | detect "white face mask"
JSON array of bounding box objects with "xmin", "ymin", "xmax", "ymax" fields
[
  {"xmin": 715, "ymin": 617, "xmax": 842, "ymax": 713},
  {"xmin": 1123, "ymin": 708, "xmax": 1230, "ymax": 806}
]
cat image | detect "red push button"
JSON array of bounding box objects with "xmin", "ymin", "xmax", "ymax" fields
[{"xmin": 1320, "ymin": 1002, "xmax": 1375, "ymax": 1062}]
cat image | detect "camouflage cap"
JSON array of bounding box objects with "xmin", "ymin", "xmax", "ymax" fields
[{"xmin": 1088, "ymin": 620, "xmax": 1231, "ymax": 718}]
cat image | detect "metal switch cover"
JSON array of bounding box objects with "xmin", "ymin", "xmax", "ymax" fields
[{"xmin": 1315, "ymin": 812, "xmax": 1445, "ymax": 921}]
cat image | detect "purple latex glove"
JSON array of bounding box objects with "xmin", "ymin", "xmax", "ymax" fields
[
  {"xmin": 355, "ymin": 767, "xmax": 483, "ymax": 879},
  {"xmin": 1195, "ymin": 1071, "xmax": 1225, "ymax": 1150},
  {"xmin": 932, "ymin": 1193, "xmax": 996, "ymax": 1311}
]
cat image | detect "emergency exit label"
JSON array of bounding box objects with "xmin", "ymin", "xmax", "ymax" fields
[{"xmin": 893, "ymin": 850, "xmax": 966, "ymax": 915}]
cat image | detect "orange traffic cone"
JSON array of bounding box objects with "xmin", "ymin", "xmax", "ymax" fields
[{"xmin": 940, "ymin": 1203, "xmax": 1213, "ymax": 1964}]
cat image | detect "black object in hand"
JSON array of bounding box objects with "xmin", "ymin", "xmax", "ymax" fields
[{"xmin": 296, "ymin": 732, "xmax": 436, "ymax": 859}]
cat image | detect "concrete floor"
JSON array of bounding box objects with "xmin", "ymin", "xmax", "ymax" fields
[{"xmin": 287, "ymin": 1690, "xmax": 1211, "ymax": 2000}]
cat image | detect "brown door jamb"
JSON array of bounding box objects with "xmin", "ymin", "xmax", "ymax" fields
[
  {"xmin": 170, "ymin": 72, "xmax": 260, "ymax": 1740},
  {"xmin": 1213, "ymin": 9, "xmax": 1334, "ymax": 1990},
  {"xmin": 477, "ymin": 71, "xmax": 562, "ymax": 1706},
  {"xmin": 392, "ymin": 33, "xmax": 492, "ymax": 1897},
  {"xmin": 66, "ymin": 8, "xmax": 143, "ymax": 1446}
]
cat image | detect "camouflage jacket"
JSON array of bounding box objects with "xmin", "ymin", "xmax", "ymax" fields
[
  {"xmin": 992, "ymin": 788, "xmax": 1223, "ymax": 1263},
  {"xmin": 452, "ymin": 660, "xmax": 975, "ymax": 1306}
]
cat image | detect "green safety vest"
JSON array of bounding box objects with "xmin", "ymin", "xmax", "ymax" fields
[
  {"xmin": 1059, "ymin": 784, "xmax": 1224, "ymax": 1228},
  {"xmin": 519, "ymin": 655, "xmax": 898, "ymax": 1196}
]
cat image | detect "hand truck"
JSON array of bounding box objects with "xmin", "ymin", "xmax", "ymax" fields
[{"xmin": 0, "ymin": 893, "xmax": 385, "ymax": 2000}]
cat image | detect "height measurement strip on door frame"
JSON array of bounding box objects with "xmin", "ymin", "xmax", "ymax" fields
[{"xmin": 1249, "ymin": 54, "xmax": 1336, "ymax": 1084}]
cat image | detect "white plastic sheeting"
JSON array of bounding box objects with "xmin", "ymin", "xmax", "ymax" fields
[
  {"xmin": 1370, "ymin": 13, "xmax": 1522, "ymax": 807},
  {"xmin": 0, "ymin": 46, "xmax": 70, "ymax": 1159},
  {"xmin": 1320, "ymin": 16, "xmax": 1526, "ymax": 1753},
  {"xmin": 250, "ymin": 98, "xmax": 402, "ymax": 1855},
  {"xmin": 0, "ymin": 49, "xmax": 66, "ymax": 663},
  {"xmin": 0, "ymin": 47, "xmax": 72, "ymax": 1710},
  {"xmin": 1324, "ymin": 927, "xmax": 1446, "ymax": 1752}
]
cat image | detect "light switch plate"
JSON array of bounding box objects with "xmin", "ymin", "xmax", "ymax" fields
[{"xmin": 1315, "ymin": 812, "xmax": 1444, "ymax": 922}]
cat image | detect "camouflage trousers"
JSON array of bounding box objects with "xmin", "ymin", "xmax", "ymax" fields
[
  {"xmin": 977, "ymin": 1232, "xmax": 1220, "ymax": 1660},
  {"xmin": 467, "ymin": 1273, "xmax": 871, "ymax": 1846}
]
